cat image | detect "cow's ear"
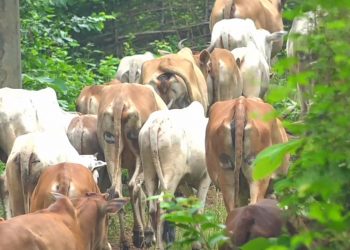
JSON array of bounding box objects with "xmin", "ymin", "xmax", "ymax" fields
[
  {"xmin": 267, "ymin": 31, "xmax": 288, "ymax": 42},
  {"xmin": 51, "ymin": 192, "xmax": 66, "ymax": 200},
  {"xmin": 236, "ymin": 58, "xmax": 241, "ymax": 67},
  {"xmin": 103, "ymin": 198, "xmax": 129, "ymax": 214},
  {"xmin": 199, "ymin": 49, "xmax": 210, "ymax": 64}
]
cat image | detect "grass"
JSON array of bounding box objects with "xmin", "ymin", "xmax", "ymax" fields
[{"xmin": 107, "ymin": 185, "xmax": 228, "ymax": 250}]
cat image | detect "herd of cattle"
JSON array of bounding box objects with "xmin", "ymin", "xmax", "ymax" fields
[{"xmin": 0, "ymin": 0, "xmax": 318, "ymax": 249}]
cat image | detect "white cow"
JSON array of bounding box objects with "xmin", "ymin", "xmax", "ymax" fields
[
  {"xmin": 232, "ymin": 45, "xmax": 270, "ymax": 98},
  {"xmin": 2, "ymin": 130, "xmax": 103, "ymax": 218},
  {"xmin": 0, "ymin": 87, "xmax": 77, "ymax": 162},
  {"xmin": 286, "ymin": 11, "xmax": 319, "ymax": 116},
  {"xmin": 116, "ymin": 52, "xmax": 155, "ymax": 83},
  {"xmin": 210, "ymin": 18, "xmax": 286, "ymax": 66},
  {"xmin": 139, "ymin": 101, "xmax": 211, "ymax": 249}
]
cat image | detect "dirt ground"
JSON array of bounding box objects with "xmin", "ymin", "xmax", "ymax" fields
[{"xmin": 108, "ymin": 185, "xmax": 225, "ymax": 250}]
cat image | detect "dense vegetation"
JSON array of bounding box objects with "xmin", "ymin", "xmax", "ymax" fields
[{"xmin": 15, "ymin": 0, "xmax": 350, "ymax": 249}]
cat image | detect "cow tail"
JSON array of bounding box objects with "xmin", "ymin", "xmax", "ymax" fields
[
  {"xmin": 129, "ymin": 60, "xmax": 137, "ymax": 83},
  {"xmin": 112, "ymin": 100, "xmax": 125, "ymax": 198},
  {"xmin": 159, "ymin": 63, "xmax": 195, "ymax": 103},
  {"xmin": 231, "ymin": 97, "xmax": 245, "ymax": 207},
  {"xmin": 224, "ymin": 0, "xmax": 234, "ymax": 19},
  {"xmin": 211, "ymin": 54, "xmax": 220, "ymax": 103},
  {"xmin": 149, "ymin": 119, "xmax": 166, "ymax": 191}
]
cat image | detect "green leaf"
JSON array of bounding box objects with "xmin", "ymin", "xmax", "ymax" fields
[
  {"xmin": 253, "ymin": 139, "xmax": 303, "ymax": 180},
  {"xmin": 241, "ymin": 238, "xmax": 273, "ymax": 250}
]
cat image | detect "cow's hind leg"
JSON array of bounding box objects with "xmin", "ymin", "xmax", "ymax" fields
[
  {"xmin": 249, "ymin": 179, "xmax": 270, "ymax": 204},
  {"xmin": 128, "ymin": 157, "xmax": 145, "ymax": 248}
]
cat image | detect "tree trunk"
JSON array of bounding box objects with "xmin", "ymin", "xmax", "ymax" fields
[{"xmin": 0, "ymin": 0, "xmax": 21, "ymax": 88}]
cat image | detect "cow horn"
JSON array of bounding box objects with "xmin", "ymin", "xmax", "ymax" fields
[
  {"xmin": 178, "ymin": 38, "xmax": 187, "ymax": 49},
  {"xmin": 206, "ymin": 42, "xmax": 215, "ymax": 53},
  {"xmin": 167, "ymin": 98, "xmax": 174, "ymax": 109}
]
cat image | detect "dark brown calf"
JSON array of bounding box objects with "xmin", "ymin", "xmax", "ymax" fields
[{"xmin": 221, "ymin": 199, "xmax": 283, "ymax": 249}]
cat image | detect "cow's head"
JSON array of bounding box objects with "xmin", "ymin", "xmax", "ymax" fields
[
  {"xmin": 53, "ymin": 192, "xmax": 128, "ymax": 250},
  {"xmin": 249, "ymin": 29, "xmax": 287, "ymax": 66}
]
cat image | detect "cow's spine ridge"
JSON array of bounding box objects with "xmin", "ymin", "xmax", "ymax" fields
[{"xmin": 232, "ymin": 97, "xmax": 245, "ymax": 207}]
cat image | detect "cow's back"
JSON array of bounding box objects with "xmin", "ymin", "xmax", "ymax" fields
[{"xmin": 30, "ymin": 163, "xmax": 100, "ymax": 212}]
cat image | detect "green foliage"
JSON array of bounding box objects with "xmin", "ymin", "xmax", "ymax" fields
[
  {"xmin": 252, "ymin": 1, "xmax": 350, "ymax": 249},
  {"xmin": 159, "ymin": 193, "xmax": 229, "ymax": 250},
  {"xmin": 253, "ymin": 139, "xmax": 303, "ymax": 180},
  {"xmin": 0, "ymin": 162, "xmax": 5, "ymax": 175},
  {"xmin": 20, "ymin": 0, "xmax": 119, "ymax": 110}
]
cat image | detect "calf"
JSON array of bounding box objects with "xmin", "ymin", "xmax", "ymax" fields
[
  {"xmin": 0, "ymin": 192, "xmax": 128, "ymax": 250},
  {"xmin": 30, "ymin": 162, "xmax": 100, "ymax": 212},
  {"xmin": 221, "ymin": 199, "xmax": 283, "ymax": 249},
  {"xmin": 139, "ymin": 102, "xmax": 211, "ymax": 249},
  {"xmin": 209, "ymin": 0, "xmax": 285, "ymax": 56},
  {"xmin": 205, "ymin": 97, "xmax": 289, "ymax": 212},
  {"xmin": 116, "ymin": 52, "xmax": 155, "ymax": 83}
]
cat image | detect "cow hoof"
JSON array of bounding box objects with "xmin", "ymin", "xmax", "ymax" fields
[
  {"xmin": 162, "ymin": 221, "xmax": 176, "ymax": 243},
  {"xmin": 144, "ymin": 229, "xmax": 154, "ymax": 248},
  {"xmin": 121, "ymin": 243, "xmax": 129, "ymax": 250},
  {"xmin": 133, "ymin": 230, "xmax": 144, "ymax": 248},
  {"xmin": 192, "ymin": 241, "xmax": 202, "ymax": 250}
]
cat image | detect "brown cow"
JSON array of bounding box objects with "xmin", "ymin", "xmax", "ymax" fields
[
  {"xmin": 221, "ymin": 199, "xmax": 283, "ymax": 249},
  {"xmin": 67, "ymin": 114, "xmax": 103, "ymax": 158},
  {"xmin": 97, "ymin": 83, "xmax": 167, "ymax": 249},
  {"xmin": 207, "ymin": 48, "xmax": 243, "ymax": 105},
  {"xmin": 30, "ymin": 163, "xmax": 100, "ymax": 212},
  {"xmin": 209, "ymin": 0, "xmax": 285, "ymax": 56},
  {"xmin": 205, "ymin": 97, "xmax": 289, "ymax": 212},
  {"xmin": 139, "ymin": 47, "xmax": 209, "ymax": 113},
  {"xmin": 76, "ymin": 79, "xmax": 121, "ymax": 114},
  {"xmin": 0, "ymin": 192, "xmax": 128, "ymax": 250}
]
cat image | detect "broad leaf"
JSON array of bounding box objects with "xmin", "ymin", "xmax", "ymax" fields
[{"xmin": 253, "ymin": 139, "xmax": 303, "ymax": 180}]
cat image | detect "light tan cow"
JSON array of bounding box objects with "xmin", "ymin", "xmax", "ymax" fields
[
  {"xmin": 30, "ymin": 162, "xmax": 100, "ymax": 212},
  {"xmin": 97, "ymin": 83, "xmax": 167, "ymax": 249},
  {"xmin": 76, "ymin": 79, "xmax": 121, "ymax": 114},
  {"xmin": 209, "ymin": 0, "xmax": 285, "ymax": 56},
  {"xmin": 139, "ymin": 47, "xmax": 209, "ymax": 113},
  {"xmin": 139, "ymin": 102, "xmax": 211, "ymax": 249},
  {"xmin": 0, "ymin": 192, "xmax": 128, "ymax": 250},
  {"xmin": 116, "ymin": 52, "xmax": 155, "ymax": 83},
  {"xmin": 205, "ymin": 97, "xmax": 289, "ymax": 212},
  {"xmin": 207, "ymin": 48, "xmax": 243, "ymax": 105}
]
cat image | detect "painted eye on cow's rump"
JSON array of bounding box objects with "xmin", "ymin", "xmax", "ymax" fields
[{"xmin": 104, "ymin": 131, "xmax": 115, "ymax": 144}]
